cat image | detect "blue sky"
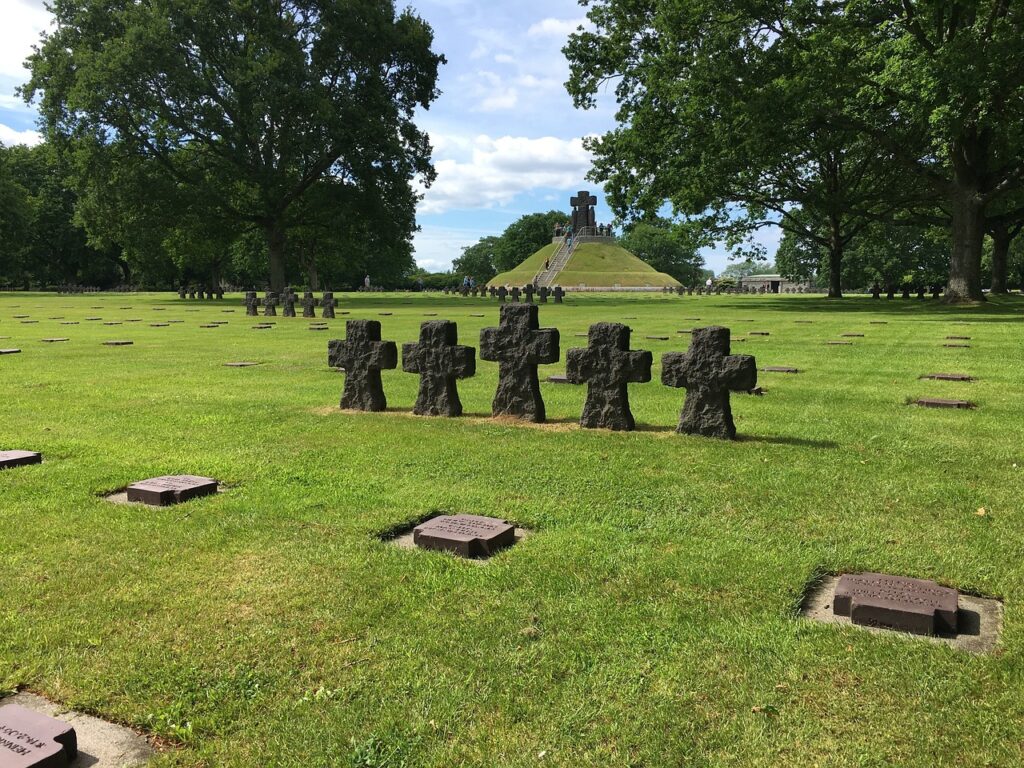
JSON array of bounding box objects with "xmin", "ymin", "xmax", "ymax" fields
[{"xmin": 1, "ymin": 0, "xmax": 779, "ymax": 274}]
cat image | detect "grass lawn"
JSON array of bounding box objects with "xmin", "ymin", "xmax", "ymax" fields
[
  {"xmin": 490, "ymin": 242, "xmax": 681, "ymax": 288},
  {"xmin": 2, "ymin": 290, "xmax": 1024, "ymax": 767}
]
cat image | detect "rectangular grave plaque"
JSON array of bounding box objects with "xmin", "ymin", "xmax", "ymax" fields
[
  {"xmin": 0, "ymin": 451, "xmax": 42, "ymax": 470},
  {"xmin": 0, "ymin": 703, "xmax": 77, "ymax": 767},
  {"xmin": 413, "ymin": 514, "xmax": 515, "ymax": 558},
  {"xmin": 126, "ymin": 475, "xmax": 218, "ymax": 506},
  {"xmin": 920, "ymin": 373, "xmax": 973, "ymax": 382},
  {"xmin": 915, "ymin": 398, "xmax": 974, "ymax": 409},
  {"xmin": 833, "ymin": 572, "xmax": 958, "ymax": 635}
]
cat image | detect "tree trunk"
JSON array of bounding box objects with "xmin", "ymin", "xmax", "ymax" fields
[
  {"xmin": 945, "ymin": 188, "xmax": 986, "ymax": 302},
  {"xmin": 990, "ymin": 221, "xmax": 1009, "ymax": 294},
  {"xmin": 307, "ymin": 249, "xmax": 320, "ymax": 292},
  {"xmin": 265, "ymin": 221, "xmax": 287, "ymax": 293},
  {"xmin": 827, "ymin": 219, "xmax": 843, "ymax": 298}
]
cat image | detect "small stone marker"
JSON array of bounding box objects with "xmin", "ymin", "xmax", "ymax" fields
[
  {"xmin": 12, "ymin": 314, "xmax": 28, "ymax": 319},
  {"xmin": 282, "ymin": 291, "xmax": 297, "ymax": 317},
  {"xmin": 915, "ymin": 398, "xmax": 974, "ymax": 409},
  {"xmin": 402, "ymin": 321, "xmax": 476, "ymax": 416},
  {"xmin": 413, "ymin": 514, "xmax": 515, "ymax": 558},
  {"xmin": 479, "ymin": 304, "xmax": 560, "ymax": 422},
  {"xmin": 40, "ymin": 338, "xmax": 69, "ymax": 343},
  {"xmin": 59, "ymin": 322, "xmax": 78, "ymax": 325},
  {"xmin": 833, "ymin": 572, "xmax": 958, "ymax": 635},
  {"xmin": 85, "ymin": 317, "xmax": 101, "ymax": 321},
  {"xmin": 126, "ymin": 475, "xmax": 218, "ymax": 506},
  {"xmin": 102, "ymin": 341, "xmax": 133, "ymax": 346},
  {"xmin": 547, "ymin": 374, "xmax": 569, "ymax": 384},
  {"xmin": 946, "ymin": 335, "xmax": 971, "ymax": 340},
  {"xmin": 199, "ymin": 324, "xmax": 218, "ymax": 329},
  {"xmin": 328, "ymin": 320, "xmax": 398, "ymax": 411},
  {"xmin": 827, "ymin": 341, "xmax": 853, "ymax": 345},
  {"xmin": 661, "ymin": 326, "xmax": 756, "ymax": 439},
  {"xmin": 943, "ymin": 343, "xmax": 970, "ymax": 348},
  {"xmin": 761, "ymin": 366, "xmax": 799, "ymax": 373},
  {"xmin": 252, "ymin": 325, "xmax": 272, "ymax": 330},
  {"xmin": 0, "ymin": 451, "xmax": 42, "ymax": 470},
  {"xmin": 566, "ymin": 323, "xmax": 652, "ymax": 431},
  {"xmin": 20, "ymin": 320, "xmax": 38, "ymax": 324},
  {"xmin": 869, "ymin": 321, "xmax": 888, "ymax": 324},
  {"xmin": 840, "ymin": 333, "xmax": 864, "ymax": 338},
  {"xmin": 150, "ymin": 323, "xmax": 169, "ymax": 328},
  {"xmin": 103, "ymin": 322, "xmax": 121, "ymax": 326},
  {"xmin": 0, "ymin": 702, "xmax": 77, "ymax": 767},
  {"xmin": 920, "ymin": 373, "xmax": 973, "ymax": 382},
  {"xmin": 224, "ymin": 362, "xmax": 260, "ymax": 367},
  {"xmin": 749, "ymin": 331, "xmax": 770, "ymax": 336},
  {"xmin": 646, "ymin": 335, "xmax": 669, "ymax": 341}
]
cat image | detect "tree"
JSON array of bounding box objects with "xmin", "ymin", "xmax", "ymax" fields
[
  {"xmin": 492, "ymin": 211, "xmax": 565, "ymax": 273},
  {"xmin": 453, "ymin": 236, "xmax": 501, "ymax": 282},
  {"xmin": 0, "ymin": 144, "xmax": 34, "ymax": 285},
  {"xmin": 842, "ymin": 221, "xmax": 949, "ymax": 295},
  {"xmin": 25, "ymin": 0, "xmax": 444, "ymax": 292},
  {"xmin": 617, "ymin": 220, "xmax": 705, "ymax": 285}
]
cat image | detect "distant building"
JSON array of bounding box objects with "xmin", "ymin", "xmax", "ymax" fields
[{"xmin": 737, "ymin": 274, "xmax": 813, "ymax": 294}]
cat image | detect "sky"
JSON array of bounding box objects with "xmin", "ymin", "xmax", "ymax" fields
[{"xmin": 0, "ymin": 0, "xmax": 780, "ymax": 275}]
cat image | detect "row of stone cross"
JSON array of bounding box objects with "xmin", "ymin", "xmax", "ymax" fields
[
  {"xmin": 178, "ymin": 286, "xmax": 225, "ymax": 300},
  {"xmin": 327, "ymin": 304, "xmax": 757, "ymax": 439},
  {"xmin": 246, "ymin": 290, "xmax": 337, "ymax": 318},
  {"xmin": 444, "ymin": 285, "xmax": 566, "ymax": 303}
]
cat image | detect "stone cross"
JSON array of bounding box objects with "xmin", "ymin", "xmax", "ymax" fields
[
  {"xmin": 489, "ymin": 286, "xmax": 497, "ymax": 298},
  {"xmin": 511, "ymin": 286, "xmax": 521, "ymax": 302},
  {"xmin": 245, "ymin": 291, "xmax": 258, "ymax": 316},
  {"xmin": 328, "ymin": 320, "xmax": 398, "ymax": 411},
  {"xmin": 188, "ymin": 288, "xmax": 196, "ymax": 299},
  {"xmin": 178, "ymin": 286, "xmax": 186, "ymax": 299},
  {"xmin": 553, "ymin": 286, "xmax": 564, "ymax": 304},
  {"xmin": 539, "ymin": 286, "xmax": 549, "ymax": 303},
  {"xmin": 480, "ymin": 304, "xmax": 560, "ymax": 422},
  {"xmin": 570, "ymin": 190, "xmax": 598, "ymax": 231},
  {"xmin": 282, "ymin": 290, "xmax": 297, "ymax": 317},
  {"xmin": 302, "ymin": 292, "xmax": 316, "ymax": 318},
  {"xmin": 566, "ymin": 323, "xmax": 652, "ymax": 430},
  {"xmin": 497, "ymin": 286, "xmax": 508, "ymax": 302},
  {"xmin": 402, "ymin": 321, "xmax": 476, "ymax": 417},
  {"xmin": 263, "ymin": 292, "xmax": 278, "ymax": 316},
  {"xmin": 321, "ymin": 292, "xmax": 336, "ymax": 318},
  {"xmin": 661, "ymin": 326, "xmax": 756, "ymax": 439},
  {"xmin": 523, "ymin": 284, "xmax": 535, "ymax": 303}
]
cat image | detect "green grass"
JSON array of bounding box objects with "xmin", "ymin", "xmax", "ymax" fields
[
  {"xmin": 2, "ymin": 291, "xmax": 1024, "ymax": 767},
  {"xmin": 490, "ymin": 242, "xmax": 681, "ymax": 288}
]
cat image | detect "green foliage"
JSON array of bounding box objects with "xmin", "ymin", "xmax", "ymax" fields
[
  {"xmin": 617, "ymin": 219, "xmax": 705, "ymax": 285},
  {"xmin": 452, "ymin": 236, "xmax": 501, "ymax": 282},
  {"xmin": 24, "ymin": 0, "xmax": 444, "ymax": 291},
  {"xmin": 491, "ymin": 211, "xmax": 565, "ymax": 273}
]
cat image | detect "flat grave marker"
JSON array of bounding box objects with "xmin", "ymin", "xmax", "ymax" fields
[
  {"xmin": 547, "ymin": 374, "xmax": 569, "ymax": 384},
  {"xmin": 946, "ymin": 335, "xmax": 971, "ymax": 340},
  {"xmin": 761, "ymin": 366, "xmax": 799, "ymax": 373},
  {"xmin": 943, "ymin": 343, "xmax": 971, "ymax": 348},
  {"xmin": 749, "ymin": 331, "xmax": 770, "ymax": 336},
  {"xmin": 413, "ymin": 514, "xmax": 516, "ymax": 559},
  {"xmin": 920, "ymin": 373, "xmax": 973, "ymax": 381},
  {"xmin": 915, "ymin": 398, "xmax": 975, "ymax": 409},
  {"xmin": 224, "ymin": 362, "xmax": 261, "ymax": 367},
  {"xmin": 102, "ymin": 341, "xmax": 133, "ymax": 346},
  {"xmin": 0, "ymin": 451, "xmax": 42, "ymax": 470},
  {"xmin": 646, "ymin": 335, "xmax": 670, "ymax": 341},
  {"xmin": 126, "ymin": 475, "xmax": 218, "ymax": 506},
  {"xmin": 827, "ymin": 341, "xmax": 853, "ymax": 345},
  {"xmin": 40, "ymin": 338, "xmax": 69, "ymax": 343},
  {"xmin": 833, "ymin": 572, "xmax": 958, "ymax": 635},
  {"xmin": 0, "ymin": 702, "xmax": 77, "ymax": 767},
  {"xmin": 840, "ymin": 333, "xmax": 864, "ymax": 337},
  {"xmin": 0, "ymin": 349, "xmax": 22, "ymax": 355}
]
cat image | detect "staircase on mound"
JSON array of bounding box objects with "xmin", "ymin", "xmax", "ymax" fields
[{"xmin": 534, "ymin": 229, "xmax": 592, "ymax": 287}]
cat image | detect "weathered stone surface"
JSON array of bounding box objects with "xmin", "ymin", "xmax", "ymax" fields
[
  {"xmin": 749, "ymin": 331, "xmax": 770, "ymax": 336},
  {"xmin": 282, "ymin": 291, "xmax": 297, "ymax": 317},
  {"xmin": 915, "ymin": 398, "xmax": 975, "ymax": 409},
  {"xmin": 224, "ymin": 362, "xmax": 260, "ymax": 367},
  {"xmin": 827, "ymin": 341, "xmax": 853, "ymax": 345},
  {"xmin": 761, "ymin": 366, "xmax": 799, "ymax": 373},
  {"xmin": 41, "ymin": 339, "xmax": 69, "ymax": 343},
  {"xmin": 552, "ymin": 286, "xmax": 565, "ymax": 304},
  {"xmin": 566, "ymin": 323, "xmax": 652, "ymax": 431},
  {"xmin": 413, "ymin": 514, "xmax": 515, "ymax": 558},
  {"xmin": 263, "ymin": 292, "xmax": 278, "ymax": 316},
  {"xmin": 510, "ymin": 287, "xmax": 521, "ymax": 303},
  {"xmin": 319, "ymin": 292, "xmax": 335, "ymax": 319},
  {"xmin": 126, "ymin": 475, "xmax": 218, "ymax": 506},
  {"xmin": 302, "ymin": 292, "xmax": 316, "ymax": 318},
  {"xmin": 479, "ymin": 304, "xmax": 559, "ymax": 422},
  {"xmin": 946, "ymin": 335, "xmax": 971, "ymax": 340},
  {"xmin": 0, "ymin": 702, "xmax": 77, "ymax": 767},
  {"xmin": 402, "ymin": 321, "xmax": 476, "ymax": 417},
  {"xmin": 328, "ymin": 320, "xmax": 398, "ymax": 412},
  {"xmin": 943, "ymin": 343, "xmax": 970, "ymax": 348},
  {"xmin": 646, "ymin": 335, "xmax": 669, "ymax": 341},
  {"xmin": 920, "ymin": 373, "xmax": 973, "ymax": 381},
  {"xmin": 102, "ymin": 341, "xmax": 133, "ymax": 346},
  {"xmin": 661, "ymin": 326, "xmax": 756, "ymax": 439},
  {"xmin": 833, "ymin": 572, "xmax": 958, "ymax": 635},
  {"xmin": 0, "ymin": 451, "xmax": 42, "ymax": 470},
  {"xmin": 245, "ymin": 291, "xmax": 258, "ymax": 316},
  {"xmin": 547, "ymin": 374, "xmax": 569, "ymax": 383},
  {"xmin": 0, "ymin": 349, "xmax": 22, "ymax": 355},
  {"xmin": 841, "ymin": 333, "xmax": 865, "ymax": 338}
]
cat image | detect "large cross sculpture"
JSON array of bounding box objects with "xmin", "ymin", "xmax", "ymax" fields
[
  {"xmin": 571, "ymin": 190, "xmax": 597, "ymax": 231},
  {"xmin": 566, "ymin": 323, "xmax": 652, "ymax": 430},
  {"xmin": 661, "ymin": 326, "xmax": 756, "ymax": 439},
  {"xmin": 402, "ymin": 321, "xmax": 476, "ymax": 417},
  {"xmin": 480, "ymin": 304, "xmax": 560, "ymax": 422},
  {"xmin": 328, "ymin": 320, "xmax": 398, "ymax": 412}
]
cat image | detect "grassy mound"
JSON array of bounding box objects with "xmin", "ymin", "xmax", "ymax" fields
[{"xmin": 490, "ymin": 241, "xmax": 681, "ymax": 288}]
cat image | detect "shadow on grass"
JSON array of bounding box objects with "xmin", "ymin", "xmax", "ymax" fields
[
  {"xmin": 694, "ymin": 293, "xmax": 1024, "ymax": 320},
  {"xmin": 737, "ymin": 434, "xmax": 839, "ymax": 449}
]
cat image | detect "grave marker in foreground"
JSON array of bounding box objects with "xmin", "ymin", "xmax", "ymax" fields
[
  {"xmin": 833, "ymin": 572, "xmax": 958, "ymax": 635},
  {"xmin": 566, "ymin": 323, "xmax": 652, "ymax": 431},
  {"xmin": 480, "ymin": 304, "xmax": 559, "ymax": 422},
  {"xmin": 0, "ymin": 703, "xmax": 77, "ymax": 768},
  {"xmin": 0, "ymin": 451, "xmax": 42, "ymax": 470},
  {"xmin": 413, "ymin": 514, "xmax": 515, "ymax": 558},
  {"xmin": 402, "ymin": 321, "xmax": 476, "ymax": 417},
  {"xmin": 126, "ymin": 475, "xmax": 218, "ymax": 506}
]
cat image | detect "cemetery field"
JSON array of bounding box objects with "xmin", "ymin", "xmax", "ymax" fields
[{"xmin": 4, "ymin": 291, "xmax": 1024, "ymax": 767}]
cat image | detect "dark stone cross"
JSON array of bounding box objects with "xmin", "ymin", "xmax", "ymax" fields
[
  {"xmin": 661, "ymin": 326, "xmax": 757, "ymax": 439},
  {"xmin": 263, "ymin": 292, "xmax": 278, "ymax": 316},
  {"xmin": 402, "ymin": 321, "xmax": 476, "ymax": 417},
  {"xmin": 302, "ymin": 292, "xmax": 316, "ymax": 318},
  {"xmin": 245, "ymin": 291, "xmax": 258, "ymax": 316},
  {"xmin": 570, "ymin": 190, "xmax": 597, "ymax": 231},
  {"xmin": 480, "ymin": 304, "xmax": 560, "ymax": 422},
  {"xmin": 321, "ymin": 292, "xmax": 336, "ymax": 319},
  {"xmin": 539, "ymin": 286, "xmax": 549, "ymax": 303},
  {"xmin": 497, "ymin": 286, "xmax": 508, "ymax": 302},
  {"xmin": 511, "ymin": 286, "xmax": 521, "ymax": 302},
  {"xmin": 552, "ymin": 286, "xmax": 564, "ymax": 304},
  {"xmin": 566, "ymin": 323, "xmax": 652, "ymax": 430},
  {"xmin": 178, "ymin": 286, "xmax": 186, "ymax": 299},
  {"xmin": 523, "ymin": 284, "xmax": 535, "ymax": 303},
  {"xmin": 282, "ymin": 290, "xmax": 297, "ymax": 317},
  {"xmin": 328, "ymin": 320, "xmax": 398, "ymax": 411}
]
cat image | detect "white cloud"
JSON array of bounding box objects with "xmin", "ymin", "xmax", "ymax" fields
[
  {"xmin": 419, "ymin": 133, "xmax": 594, "ymax": 214},
  {"xmin": 0, "ymin": 123, "xmax": 42, "ymax": 146},
  {"xmin": 0, "ymin": 0, "xmax": 51, "ymax": 81},
  {"xmin": 494, "ymin": 53, "xmax": 515, "ymax": 65},
  {"xmin": 412, "ymin": 225, "xmax": 496, "ymax": 272},
  {"xmin": 527, "ymin": 17, "xmax": 587, "ymax": 38}
]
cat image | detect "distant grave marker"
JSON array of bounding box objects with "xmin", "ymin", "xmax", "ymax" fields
[
  {"xmin": 749, "ymin": 331, "xmax": 770, "ymax": 336},
  {"xmin": 0, "ymin": 702, "xmax": 77, "ymax": 767},
  {"xmin": 646, "ymin": 335, "xmax": 669, "ymax": 341},
  {"xmin": 321, "ymin": 292, "xmax": 337, "ymax": 319},
  {"xmin": 0, "ymin": 451, "xmax": 42, "ymax": 470},
  {"xmin": 946, "ymin": 335, "xmax": 971, "ymax": 340},
  {"xmin": 1, "ymin": 349, "xmax": 23, "ymax": 355},
  {"xmin": 102, "ymin": 341, "xmax": 133, "ymax": 346},
  {"xmin": 567, "ymin": 323, "xmax": 652, "ymax": 431},
  {"xmin": 827, "ymin": 341, "xmax": 853, "ymax": 345},
  {"xmin": 224, "ymin": 362, "xmax": 260, "ymax": 367},
  {"xmin": 943, "ymin": 343, "xmax": 971, "ymax": 348},
  {"xmin": 413, "ymin": 514, "xmax": 515, "ymax": 558},
  {"xmin": 126, "ymin": 475, "xmax": 218, "ymax": 506},
  {"xmin": 40, "ymin": 338, "xmax": 69, "ymax": 343},
  {"xmin": 841, "ymin": 333, "xmax": 864, "ymax": 337},
  {"xmin": 920, "ymin": 373, "xmax": 973, "ymax": 381},
  {"xmin": 833, "ymin": 572, "xmax": 958, "ymax": 635},
  {"xmin": 915, "ymin": 398, "xmax": 975, "ymax": 409},
  {"xmin": 761, "ymin": 366, "xmax": 799, "ymax": 373}
]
